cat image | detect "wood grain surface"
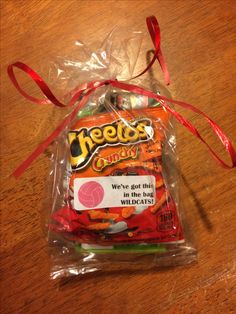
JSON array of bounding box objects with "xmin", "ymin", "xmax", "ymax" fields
[{"xmin": 1, "ymin": 0, "xmax": 236, "ymax": 313}]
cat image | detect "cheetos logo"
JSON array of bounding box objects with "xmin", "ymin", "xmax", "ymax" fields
[{"xmin": 68, "ymin": 118, "xmax": 154, "ymax": 170}]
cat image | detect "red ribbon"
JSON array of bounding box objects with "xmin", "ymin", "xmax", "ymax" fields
[{"xmin": 8, "ymin": 16, "xmax": 236, "ymax": 178}]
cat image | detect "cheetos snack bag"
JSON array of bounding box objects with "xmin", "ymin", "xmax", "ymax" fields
[{"xmin": 46, "ymin": 84, "xmax": 197, "ymax": 278}]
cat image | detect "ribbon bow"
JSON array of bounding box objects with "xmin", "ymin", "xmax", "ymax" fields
[{"xmin": 7, "ymin": 16, "xmax": 236, "ymax": 178}]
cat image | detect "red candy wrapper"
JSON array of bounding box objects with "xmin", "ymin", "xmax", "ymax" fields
[{"xmin": 8, "ymin": 17, "xmax": 235, "ymax": 278}]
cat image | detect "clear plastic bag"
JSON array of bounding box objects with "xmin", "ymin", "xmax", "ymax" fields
[{"xmin": 44, "ymin": 26, "xmax": 197, "ymax": 279}]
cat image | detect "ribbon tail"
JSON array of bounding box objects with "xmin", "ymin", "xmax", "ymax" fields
[
  {"xmin": 157, "ymin": 48, "xmax": 170, "ymax": 85},
  {"xmin": 132, "ymin": 16, "xmax": 170, "ymax": 85},
  {"xmin": 110, "ymin": 80, "xmax": 236, "ymax": 169}
]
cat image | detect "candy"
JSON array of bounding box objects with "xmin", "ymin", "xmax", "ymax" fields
[{"xmin": 106, "ymin": 221, "xmax": 128, "ymax": 234}]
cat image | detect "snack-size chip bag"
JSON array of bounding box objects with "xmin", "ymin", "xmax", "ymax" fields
[
  {"xmin": 51, "ymin": 105, "xmax": 184, "ymax": 245},
  {"xmin": 46, "ymin": 91, "xmax": 191, "ymax": 278}
]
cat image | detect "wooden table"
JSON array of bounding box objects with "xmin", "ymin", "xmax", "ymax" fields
[{"xmin": 1, "ymin": 1, "xmax": 236, "ymax": 312}]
